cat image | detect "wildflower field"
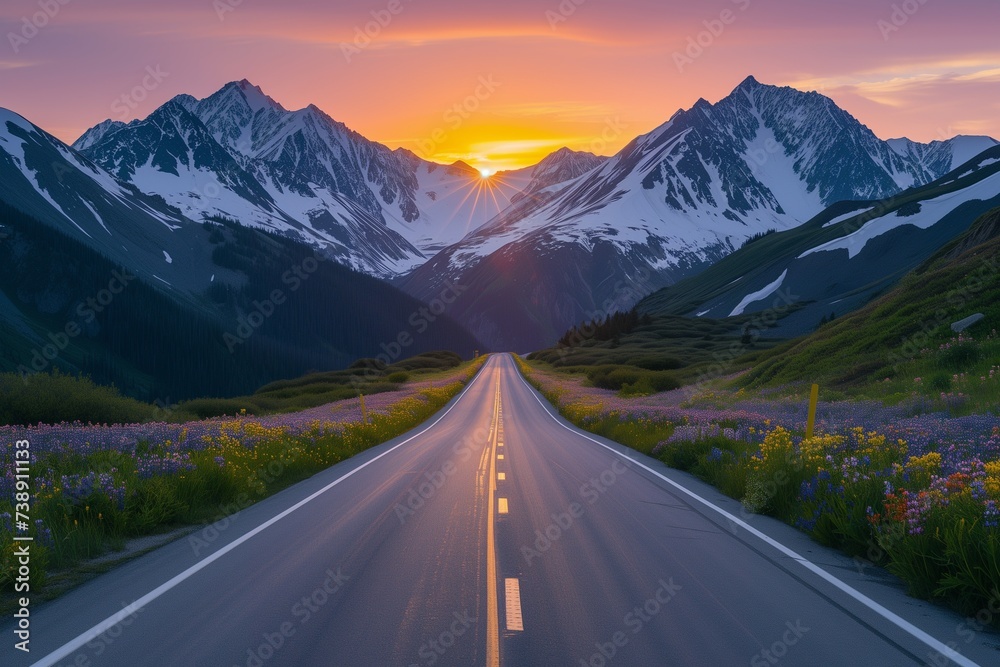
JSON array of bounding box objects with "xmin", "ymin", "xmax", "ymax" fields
[
  {"xmin": 516, "ymin": 356, "xmax": 1000, "ymax": 618},
  {"xmin": 0, "ymin": 358, "xmax": 484, "ymax": 597}
]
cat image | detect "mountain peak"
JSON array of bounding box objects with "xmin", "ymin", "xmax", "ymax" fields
[
  {"xmin": 737, "ymin": 75, "xmax": 762, "ymax": 89},
  {"xmin": 165, "ymin": 93, "xmax": 198, "ymax": 113},
  {"xmin": 537, "ymin": 146, "xmax": 600, "ymax": 166},
  {"xmin": 71, "ymin": 117, "xmax": 126, "ymax": 150},
  {"xmin": 218, "ymin": 79, "xmax": 284, "ymax": 113},
  {"xmin": 448, "ymin": 160, "xmax": 480, "ymax": 177}
]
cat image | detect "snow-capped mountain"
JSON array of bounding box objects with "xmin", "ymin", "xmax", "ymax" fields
[
  {"xmin": 0, "ymin": 107, "xmax": 482, "ymax": 399},
  {"xmin": 0, "ymin": 107, "xmax": 220, "ymax": 293},
  {"xmin": 73, "ymin": 80, "xmax": 571, "ymax": 277},
  {"xmin": 640, "ymin": 146, "xmax": 1000, "ymax": 336},
  {"xmin": 511, "ymin": 147, "xmax": 606, "ymax": 204},
  {"xmin": 72, "ymin": 118, "xmax": 127, "ymax": 151},
  {"xmin": 21, "ymin": 75, "xmax": 1000, "ymax": 351},
  {"xmin": 400, "ymin": 76, "xmax": 997, "ymax": 349},
  {"xmin": 886, "ymin": 136, "xmax": 998, "ymax": 178}
]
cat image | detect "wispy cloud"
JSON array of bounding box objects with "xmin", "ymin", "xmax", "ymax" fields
[
  {"xmin": 785, "ymin": 60, "xmax": 1000, "ymax": 107},
  {"xmin": 0, "ymin": 60, "xmax": 39, "ymax": 70}
]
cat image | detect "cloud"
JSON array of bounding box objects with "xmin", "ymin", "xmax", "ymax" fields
[
  {"xmin": 0, "ymin": 60, "xmax": 38, "ymax": 70},
  {"xmin": 785, "ymin": 61, "xmax": 1000, "ymax": 108}
]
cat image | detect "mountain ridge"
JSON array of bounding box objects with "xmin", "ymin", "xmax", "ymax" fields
[{"xmin": 397, "ymin": 76, "xmax": 997, "ymax": 349}]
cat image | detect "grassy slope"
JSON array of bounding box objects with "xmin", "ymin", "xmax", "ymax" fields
[
  {"xmin": 0, "ymin": 351, "xmax": 471, "ymax": 426},
  {"xmin": 529, "ymin": 205, "xmax": 999, "ymax": 411},
  {"xmin": 740, "ymin": 207, "xmax": 1000, "ymax": 401}
]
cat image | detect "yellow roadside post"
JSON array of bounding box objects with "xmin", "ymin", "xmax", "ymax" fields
[{"xmin": 360, "ymin": 393, "xmax": 368, "ymax": 424}]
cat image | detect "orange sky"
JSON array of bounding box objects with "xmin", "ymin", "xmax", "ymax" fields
[{"xmin": 1, "ymin": 0, "xmax": 999, "ymax": 171}]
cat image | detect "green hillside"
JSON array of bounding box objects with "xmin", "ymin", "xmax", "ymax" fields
[
  {"xmin": 740, "ymin": 206, "xmax": 999, "ymax": 402},
  {"xmin": 0, "ymin": 203, "xmax": 481, "ymax": 402}
]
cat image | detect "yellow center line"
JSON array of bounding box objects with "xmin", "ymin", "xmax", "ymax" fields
[{"xmin": 485, "ymin": 373, "xmax": 501, "ymax": 667}]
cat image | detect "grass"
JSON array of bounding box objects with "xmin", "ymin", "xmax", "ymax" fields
[
  {"xmin": 530, "ymin": 207, "xmax": 1000, "ymax": 416},
  {"xmin": 528, "ymin": 312, "xmax": 791, "ymax": 392},
  {"xmin": 638, "ymin": 159, "xmax": 1000, "ymax": 320},
  {"xmin": 0, "ymin": 351, "xmax": 468, "ymax": 425},
  {"xmin": 737, "ymin": 208, "xmax": 1000, "ymax": 405},
  {"xmin": 0, "ymin": 356, "xmax": 485, "ymax": 605},
  {"xmin": 0, "ymin": 371, "xmax": 162, "ymax": 426},
  {"xmin": 515, "ymin": 356, "xmax": 1000, "ymax": 622}
]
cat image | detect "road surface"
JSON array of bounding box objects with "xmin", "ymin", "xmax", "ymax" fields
[{"xmin": 2, "ymin": 354, "xmax": 995, "ymax": 666}]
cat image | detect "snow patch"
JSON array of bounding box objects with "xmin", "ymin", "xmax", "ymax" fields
[
  {"xmin": 741, "ymin": 125, "xmax": 824, "ymax": 220},
  {"xmin": 823, "ymin": 207, "xmax": 874, "ymax": 228},
  {"xmin": 729, "ymin": 270, "xmax": 788, "ymax": 317},
  {"xmin": 801, "ymin": 169, "xmax": 1000, "ymax": 260}
]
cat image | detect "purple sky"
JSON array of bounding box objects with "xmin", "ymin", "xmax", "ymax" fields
[{"xmin": 2, "ymin": 0, "xmax": 998, "ymax": 169}]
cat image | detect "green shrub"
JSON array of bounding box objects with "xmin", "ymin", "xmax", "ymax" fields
[
  {"xmin": 349, "ymin": 357, "xmax": 386, "ymax": 372},
  {"xmin": 619, "ymin": 377, "xmax": 656, "ymax": 397},
  {"xmin": 626, "ymin": 355, "xmax": 683, "ymax": 371},
  {"xmin": 0, "ymin": 372, "xmax": 158, "ymax": 426},
  {"xmin": 939, "ymin": 343, "xmax": 980, "ymax": 371},
  {"xmin": 928, "ymin": 372, "xmax": 952, "ymax": 392}
]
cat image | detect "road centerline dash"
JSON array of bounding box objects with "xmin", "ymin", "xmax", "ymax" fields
[{"xmin": 505, "ymin": 578, "xmax": 524, "ymax": 632}]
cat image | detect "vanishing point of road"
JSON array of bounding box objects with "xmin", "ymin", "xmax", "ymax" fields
[{"xmin": 3, "ymin": 355, "xmax": 995, "ymax": 666}]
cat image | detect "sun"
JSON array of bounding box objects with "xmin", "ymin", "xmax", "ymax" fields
[{"xmin": 479, "ymin": 167, "xmax": 493, "ymax": 178}]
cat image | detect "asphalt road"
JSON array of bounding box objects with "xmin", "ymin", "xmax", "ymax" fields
[{"xmin": 3, "ymin": 354, "xmax": 997, "ymax": 666}]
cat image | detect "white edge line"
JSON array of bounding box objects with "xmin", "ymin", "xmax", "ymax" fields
[
  {"xmin": 31, "ymin": 359, "xmax": 492, "ymax": 667},
  {"xmin": 511, "ymin": 358, "xmax": 979, "ymax": 667}
]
